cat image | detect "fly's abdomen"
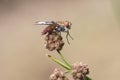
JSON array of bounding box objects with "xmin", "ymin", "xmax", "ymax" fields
[{"xmin": 42, "ymin": 24, "xmax": 58, "ymax": 35}]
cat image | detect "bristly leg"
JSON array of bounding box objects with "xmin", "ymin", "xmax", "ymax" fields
[
  {"xmin": 67, "ymin": 31, "xmax": 74, "ymax": 40},
  {"xmin": 66, "ymin": 32, "xmax": 70, "ymax": 44},
  {"xmin": 66, "ymin": 31, "xmax": 73, "ymax": 44}
]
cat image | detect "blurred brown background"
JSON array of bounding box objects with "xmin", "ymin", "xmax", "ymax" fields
[{"xmin": 0, "ymin": 0, "xmax": 120, "ymax": 80}]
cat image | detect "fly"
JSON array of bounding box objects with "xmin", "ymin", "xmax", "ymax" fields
[{"xmin": 35, "ymin": 21, "xmax": 73, "ymax": 44}]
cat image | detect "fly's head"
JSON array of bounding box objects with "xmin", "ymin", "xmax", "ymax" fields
[
  {"xmin": 64, "ymin": 21, "xmax": 72, "ymax": 30},
  {"xmin": 60, "ymin": 21, "xmax": 72, "ymax": 32}
]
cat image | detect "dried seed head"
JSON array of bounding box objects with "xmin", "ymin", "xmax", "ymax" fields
[
  {"xmin": 71, "ymin": 62, "xmax": 89, "ymax": 80},
  {"xmin": 49, "ymin": 68, "xmax": 69, "ymax": 80},
  {"xmin": 45, "ymin": 32, "xmax": 64, "ymax": 51}
]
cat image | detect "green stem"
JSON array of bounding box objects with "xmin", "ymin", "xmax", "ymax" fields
[
  {"xmin": 56, "ymin": 50, "xmax": 72, "ymax": 69},
  {"xmin": 47, "ymin": 54, "xmax": 71, "ymax": 70},
  {"xmin": 86, "ymin": 76, "xmax": 92, "ymax": 80},
  {"xmin": 64, "ymin": 70, "xmax": 72, "ymax": 74}
]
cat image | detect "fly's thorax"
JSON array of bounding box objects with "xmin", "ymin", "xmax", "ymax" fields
[
  {"xmin": 54, "ymin": 21, "xmax": 71, "ymax": 30},
  {"xmin": 56, "ymin": 26, "xmax": 69, "ymax": 32}
]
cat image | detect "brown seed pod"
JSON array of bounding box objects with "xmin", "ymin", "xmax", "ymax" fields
[
  {"xmin": 45, "ymin": 32, "xmax": 64, "ymax": 51},
  {"xmin": 49, "ymin": 68, "xmax": 69, "ymax": 80},
  {"xmin": 71, "ymin": 62, "xmax": 89, "ymax": 80}
]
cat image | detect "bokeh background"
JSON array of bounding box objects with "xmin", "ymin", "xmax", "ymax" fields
[{"xmin": 0, "ymin": 0, "xmax": 120, "ymax": 80}]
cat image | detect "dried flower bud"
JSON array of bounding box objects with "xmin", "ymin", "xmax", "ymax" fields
[
  {"xmin": 45, "ymin": 32, "xmax": 64, "ymax": 51},
  {"xmin": 71, "ymin": 62, "xmax": 89, "ymax": 80},
  {"xmin": 49, "ymin": 68, "xmax": 69, "ymax": 80}
]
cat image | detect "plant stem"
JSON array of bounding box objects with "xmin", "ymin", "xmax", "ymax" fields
[
  {"xmin": 86, "ymin": 76, "xmax": 92, "ymax": 80},
  {"xmin": 56, "ymin": 50, "xmax": 72, "ymax": 69},
  {"xmin": 64, "ymin": 70, "xmax": 72, "ymax": 74}
]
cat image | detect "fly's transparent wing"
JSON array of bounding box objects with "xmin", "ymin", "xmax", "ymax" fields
[{"xmin": 35, "ymin": 21, "xmax": 56, "ymax": 25}]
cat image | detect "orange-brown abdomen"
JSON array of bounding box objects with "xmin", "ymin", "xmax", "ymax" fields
[{"xmin": 42, "ymin": 24, "xmax": 58, "ymax": 35}]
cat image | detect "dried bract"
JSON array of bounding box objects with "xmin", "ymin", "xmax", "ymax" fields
[
  {"xmin": 71, "ymin": 62, "xmax": 89, "ymax": 80},
  {"xmin": 49, "ymin": 68, "xmax": 69, "ymax": 80},
  {"xmin": 45, "ymin": 32, "xmax": 64, "ymax": 51}
]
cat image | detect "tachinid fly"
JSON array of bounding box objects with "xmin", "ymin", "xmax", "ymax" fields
[{"xmin": 36, "ymin": 21, "xmax": 73, "ymax": 44}]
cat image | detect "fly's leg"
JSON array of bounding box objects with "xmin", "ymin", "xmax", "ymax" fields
[
  {"xmin": 67, "ymin": 31, "xmax": 74, "ymax": 40},
  {"xmin": 66, "ymin": 31, "xmax": 74, "ymax": 44},
  {"xmin": 66, "ymin": 31, "xmax": 70, "ymax": 44}
]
